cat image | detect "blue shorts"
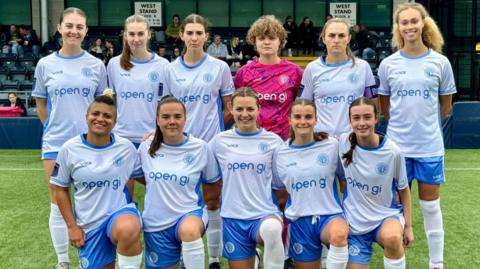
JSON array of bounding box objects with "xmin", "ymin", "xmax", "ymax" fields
[
  {"xmin": 144, "ymin": 209, "xmax": 207, "ymax": 269},
  {"xmin": 79, "ymin": 206, "xmax": 140, "ymax": 269},
  {"xmin": 42, "ymin": 151, "xmax": 58, "ymax": 160},
  {"xmin": 405, "ymin": 156, "xmax": 444, "ymax": 184},
  {"xmin": 223, "ymin": 216, "xmax": 276, "ymax": 260},
  {"xmin": 288, "ymin": 214, "xmax": 345, "ymax": 262},
  {"xmin": 347, "ymin": 215, "xmax": 401, "ymax": 265}
]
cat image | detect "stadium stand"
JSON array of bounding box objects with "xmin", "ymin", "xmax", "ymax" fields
[{"xmin": 444, "ymin": 101, "xmax": 480, "ymax": 149}]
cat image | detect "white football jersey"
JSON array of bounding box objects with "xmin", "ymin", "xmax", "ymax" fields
[
  {"xmin": 32, "ymin": 51, "xmax": 107, "ymax": 154},
  {"xmin": 209, "ymin": 128, "xmax": 283, "ymax": 219}
]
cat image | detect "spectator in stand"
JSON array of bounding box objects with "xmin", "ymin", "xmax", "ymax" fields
[
  {"xmin": 353, "ymin": 24, "xmax": 376, "ymax": 59},
  {"xmin": 172, "ymin": 47, "xmax": 181, "ymax": 61},
  {"xmin": 166, "ymin": 14, "xmax": 181, "ymax": 46},
  {"xmin": 104, "ymin": 39, "xmax": 116, "ymax": 65},
  {"xmin": 0, "ymin": 26, "xmax": 7, "ymax": 49},
  {"xmin": 19, "ymin": 25, "xmax": 40, "ymax": 57},
  {"xmin": 227, "ymin": 35, "xmax": 242, "ymax": 69},
  {"xmin": 6, "ymin": 24, "xmax": 23, "ymax": 55},
  {"xmin": 298, "ymin": 17, "xmax": 316, "ymax": 55},
  {"xmin": 325, "ymin": 14, "xmax": 333, "ymax": 21},
  {"xmin": 157, "ymin": 46, "xmax": 171, "ymax": 62},
  {"xmin": 89, "ymin": 37, "xmax": 106, "ymax": 61},
  {"xmin": 4, "ymin": 92, "xmax": 27, "ymax": 116},
  {"xmin": 207, "ymin": 34, "xmax": 229, "ymax": 62},
  {"xmin": 283, "ymin": 16, "xmax": 297, "ymax": 56}
]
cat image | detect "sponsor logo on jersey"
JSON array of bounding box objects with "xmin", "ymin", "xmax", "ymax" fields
[
  {"xmin": 348, "ymin": 245, "xmax": 360, "ymax": 256},
  {"xmin": 293, "ymin": 243, "xmax": 303, "ymax": 254},
  {"xmin": 54, "ymin": 87, "xmax": 91, "ymax": 97},
  {"xmin": 77, "ymin": 161, "xmax": 92, "ymax": 168},
  {"xmin": 346, "ymin": 177, "xmax": 382, "ymax": 195},
  {"xmin": 317, "ymin": 153, "xmax": 329, "ymax": 166},
  {"xmin": 149, "ymin": 171, "xmax": 190, "ymax": 186},
  {"xmin": 396, "ymin": 88, "xmax": 430, "ymax": 99},
  {"xmin": 424, "ymin": 67, "xmax": 436, "ymax": 78},
  {"xmin": 319, "ymin": 94, "xmax": 355, "ymax": 105},
  {"xmin": 319, "ymin": 78, "xmax": 330, "ymax": 83},
  {"xmin": 225, "ymin": 242, "xmax": 235, "ymax": 253},
  {"xmin": 286, "ymin": 162, "xmax": 297, "ymax": 167},
  {"xmin": 82, "ymin": 178, "xmax": 121, "ymax": 190},
  {"xmin": 393, "ymin": 70, "xmax": 406, "ymax": 76},
  {"xmin": 81, "ymin": 67, "xmax": 93, "ymax": 78},
  {"xmin": 149, "ymin": 71, "xmax": 160, "ymax": 82},
  {"xmin": 119, "ymin": 91, "xmax": 155, "ymax": 102},
  {"xmin": 183, "ymin": 153, "xmax": 194, "ymax": 165},
  {"xmin": 375, "ymin": 162, "xmax": 388, "ymax": 175},
  {"xmin": 226, "ymin": 144, "xmax": 239, "ymax": 148},
  {"xmin": 203, "ymin": 73, "xmax": 214, "ymax": 83},
  {"xmin": 179, "ymin": 93, "xmax": 211, "ymax": 104},
  {"xmin": 113, "ymin": 156, "xmax": 123, "ymax": 167},
  {"xmin": 258, "ymin": 142, "xmax": 270, "ymax": 153},
  {"xmin": 258, "ymin": 92, "xmax": 288, "ymax": 103},
  {"xmin": 227, "ymin": 162, "xmax": 266, "ymax": 174},
  {"xmin": 52, "ymin": 70, "xmax": 63, "ymax": 75},
  {"xmin": 120, "ymin": 73, "xmax": 131, "ymax": 77},
  {"xmin": 291, "ymin": 177, "xmax": 327, "ymax": 192}
]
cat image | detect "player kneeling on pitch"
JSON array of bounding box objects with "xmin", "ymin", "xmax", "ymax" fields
[
  {"xmin": 51, "ymin": 91, "xmax": 143, "ymax": 269},
  {"xmin": 272, "ymin": 98, "xmax": 349, "ymax": 269},
  {"xmin": 339, "ymin": 97, "xmax": 413, "ymax": 269}
]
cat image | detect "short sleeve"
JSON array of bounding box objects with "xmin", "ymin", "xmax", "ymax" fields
[
  {"xmin": 220, "ymin": 63, "xmax": 235, "ymax": 96},
  {"xmin": 394, "ymin": 151, "xmax": 408, "ymax": 190},
  {"xmin": 377, "ymin": 61, "xmax": 390, "ymax": 96},
  {"xmin": 95, "ymin": 63, "xmax": 108, "ymax": 96},
  {"xmin": 32, "ymin": 61, "xmax": 46, "ymax": 98},
  {"xmin": 299, "ymin": 64, "xmax": 314, "ymax": 99},
  {"xmin": 201, "ymin": 144, "xmax": 221, "ymax": 183},
  {"xmin": 50, "ymin": 148, "xmax": 72, "ymax": 187},
  {"xmin": 271, "ymin": 149, "xmax": 286, "ymax": 190},
  {"xmin": 439, "ymin": 58, "xmax": 457, "ymax": 95}
]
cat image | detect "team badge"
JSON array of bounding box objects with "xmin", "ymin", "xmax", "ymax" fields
[
  {"xmin": 148, "ymin": 71, "xmax": 159, "ymax": 82},
  {"xmin": 203, "ymin": 73, "xmax": 213, "ymax": 83},
  {"xmin": 258, "ymin": 142, "xmax": 270, "ymax": 153},
  {"xmin": 80, "ymin": 257, "xmax": 89, "ymax": 268},
  {"xmin": 317, "ymin": 154, "xmax": 329, "ymax": 166},
  {"xmin": 225, "ymin": 242, "xmax": 235, "ymax": 253},
  {"xmin": 376, "ymin": 162, "xmax": 388, "ymax": 175},
  {"xmin": 424, "ymin": 67, "xmax": 436, "ymax": 78},
  {"xmin": 183, "ymin": 153, "xmax": 194, "ymax": 165},
  {"xmin": 113, "ymin": 156, "xmax": 123, "ymax": 167},
  {"xmin": 149, "ymin": 251, "xmax": 159, "ymax": 263},
  {"xmin": 293, "ymin": 243, "xmax": 303, "ymax": 254},
  {"xmin": 349, "ymin": 245, "xmax": 360, "ymax": 256},
  {"xmin": 81, "ymin": 67, "xmax": 93, "ymax": 78},
  {"xmin": 278, "ymin": 74, "xmax": 289, "ymax": 85}
]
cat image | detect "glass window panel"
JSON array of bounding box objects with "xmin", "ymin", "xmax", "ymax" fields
[
  {"xmin": 295, "ymin": 0, "xmax": 326, "ymax": 28},
  {"xmin": 165, "ymin": 0, "xmax": 196, "ymax": 25},
  {"xmin": 100, "ymin": 0, "xmax": 132, "ymax": 27},
  {"xmin": 199, "ymin": 0, "xmax": 228, "ymax": 27},
  {"xmin": 264, "ymin": 0, "xmax": 293, "ymax": 22},
  {"xmin": 231, "ymin": 0, "xmax": 261, "ymax": 27},
  {"xmin": 66, "ymin": 0, "xmax": 98, "ymax": 26}
]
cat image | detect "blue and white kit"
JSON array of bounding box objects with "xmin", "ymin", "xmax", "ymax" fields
[
  {"xmin": 300, "ymin": 56, "xmax": 376, "ymax": 136},
  {"xmin": 32, "ymin": 51, "xmax": 107, "ymax": 157},
  {"xmin": 377, "ymin": 49, "xmax": 456, "ymax": 158},
  {"xmin": 164, "ymin": 54, "xmax": 235, "ymax": 141},
  {"xmin": 107, "ymin": 53, "xmax": 169, "ymax": 144}
]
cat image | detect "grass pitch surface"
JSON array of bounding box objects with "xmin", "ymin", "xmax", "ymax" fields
[{"xmin": 0, "ymin": 150, "xmax": 478, "ymax": 268}]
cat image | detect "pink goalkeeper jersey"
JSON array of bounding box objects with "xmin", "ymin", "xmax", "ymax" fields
[{"xmin": 234, "ymin": 59, "xmax": 303, "ymax": 140}]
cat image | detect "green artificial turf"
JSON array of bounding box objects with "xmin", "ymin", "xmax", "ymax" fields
[{"xmin": 0, "ymin": 150, "xmax": 478, "ymax": 268}]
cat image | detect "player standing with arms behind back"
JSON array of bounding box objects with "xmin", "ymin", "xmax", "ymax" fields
[
  {"xmin": 378, "ymin": 3, "xmax": 456, "ymax": 269},
  {"xmin": 32, "ymin": 7, "xmax": 107, "ymax": 269}
]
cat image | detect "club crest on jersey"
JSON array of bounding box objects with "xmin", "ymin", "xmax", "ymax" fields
[
  {"xmin": 293, "ymin": 243, "xmax": 303, "ymax": 254},
  {"xmin": 317, "ymin": 154, "xmax": 329, "ymax": 166},
  {"xmin": 203, "ymin": 73, "xmax": 214, "ymax": 83},
  {"xmin": 258, "ymin": 142, "xmax": 270, "ymax": 153},
  {"xmin": 376, "ymin": 162, "xmax": 388, "ymax": 175},
  {"xmin": 225, "ymin": 242, "xmax": 235, "ymax": 253},
  {"xmin": 183, "ymin": 153, "xmax": 194, "ymax": 165},
  {"xmin": 149, "ymin": 71, "xmax": 159, "ymax": 82},
  {"xmin": 349, "ymin": 245, "xmax": 360, "ymax": 256},
  {"xmin": 113, "ymin": 156, "xmax": 123, "ymax": 167},
  {"xmin": 81, "ymin": 67, "xmax": 93, "ymax": 78},
  {"xmin": 278, "ymin": 74, "xmax": 289, "ymax": 85},
  {"xmin": 80, "ymin": 257, "xmax": 89, "ymax": 268},
  {"xmin": 348, "ymin": 73, "xmax": 358, "ymax": 83},
  {"xmin": 424, "ymin": 67, "xmax": 436, "ymax": 78},
  {"xmin": 149, "ymin": 251, "xmax": 159, "ymax": 263}
]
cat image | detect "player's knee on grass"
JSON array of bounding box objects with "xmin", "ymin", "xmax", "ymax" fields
[{"xmin": 111, "ymin": 215, "xmax": 141, "ymax": 246}]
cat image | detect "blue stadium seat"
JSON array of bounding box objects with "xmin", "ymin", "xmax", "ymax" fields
[{"xmin": 450, "ymin": 101, "xmax": 480, "ymax": 149}]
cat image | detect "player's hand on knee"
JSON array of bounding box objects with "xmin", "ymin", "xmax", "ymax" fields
[
  {"xmin": 403, "ymin": 226, "xmax": 414, "ymax": 248},
  {"xmin": 68, "ymin": 225, "xmax": 85, "ymax": 248}
]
